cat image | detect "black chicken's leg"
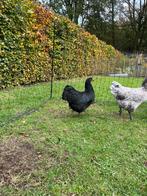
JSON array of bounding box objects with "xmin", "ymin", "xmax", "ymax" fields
[
  {"xmin": 119, "ymin": 106, "xmax": 122, "ymax": 116},
  {"xmin": 128, "ymin": 110, "xmax": 133, "ymax": 120}
]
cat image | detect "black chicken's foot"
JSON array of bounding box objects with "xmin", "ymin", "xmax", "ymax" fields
[{"xmin": 128, "ymin": 110, "xmax": 133, "ymax": 120}]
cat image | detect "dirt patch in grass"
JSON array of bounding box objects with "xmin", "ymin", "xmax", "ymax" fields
[{"xmin": 0, "ymin": 137, "xmax": 41, "ymax": 187}]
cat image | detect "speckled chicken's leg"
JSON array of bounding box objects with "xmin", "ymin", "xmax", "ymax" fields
[
  {"xmin": 119, "ymin": 106, "xmax": 122, "ymax": 116},
  {"xmin": 128, "ymin": 110, "xmax": 133, "ymax": 120}
]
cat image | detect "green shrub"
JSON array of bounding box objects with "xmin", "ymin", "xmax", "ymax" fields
[{"xmin": 0, "ymin": 0, "xmax": 123, "ymax": 89}]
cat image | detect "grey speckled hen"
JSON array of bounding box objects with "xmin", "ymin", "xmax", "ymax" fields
[{"xmin": 110, "ymin": 78, "xmax": 147, "ymax": 120}]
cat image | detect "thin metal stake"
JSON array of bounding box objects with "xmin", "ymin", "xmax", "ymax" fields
[{"xmin": 50, "ymin": 19, "xmax": 56, "ymax": 98}]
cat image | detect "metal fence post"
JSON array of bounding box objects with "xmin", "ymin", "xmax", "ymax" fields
[{"xmin": 50, "ymin": 19, "xmax": 56, "ymax": 99}]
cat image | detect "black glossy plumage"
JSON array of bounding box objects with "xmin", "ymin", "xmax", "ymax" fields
[{"xmin": 62, "ymin": 77, "xmax": 95, "ymax": 113}]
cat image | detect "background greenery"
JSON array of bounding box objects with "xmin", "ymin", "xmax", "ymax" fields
[
  {"xmin": 43, "ymin": 0, "xmax": 147, "ymax": 52},
  {"xmin": 0, "ymin": 0, "xmax": 123, "ymax": 89}
]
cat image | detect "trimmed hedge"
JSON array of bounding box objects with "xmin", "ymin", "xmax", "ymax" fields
[{"xmin": 0, "ymin": 0, "xmax": 122, "ymax": 89}]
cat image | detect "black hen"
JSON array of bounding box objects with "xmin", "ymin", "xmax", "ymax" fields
[{"xmin": 62, "ymin": 77, "xmax": 95, "ymax": 113}]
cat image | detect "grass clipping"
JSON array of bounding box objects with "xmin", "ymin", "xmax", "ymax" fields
[{"xmin": 0, "ymin": 137, "xmax": 39, "ymax": 187}]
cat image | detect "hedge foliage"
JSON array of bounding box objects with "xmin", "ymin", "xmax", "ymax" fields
[{"xmin": 0, "ymin": 0, "xmax": 123, "ymax": 89}]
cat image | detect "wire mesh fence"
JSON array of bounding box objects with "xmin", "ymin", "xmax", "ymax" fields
[
  {"xmin": 1, "ymin": 8, "xmax": 147, "ymax": 130},
  {"xmin": 50, "ymin": 20, "xmax": 147, "ymax": 99},
  {"xmin": 47, "ymin": 21, "xmax": 147, "ymax": 99},
  {"xmin": 49, "ymin": 56, "xmax": 147, "ymax": 101},
  {"xmin": 1, "ymin": 16, "xmax": 147, "ymax": 128},
  {"xmin": 1, "ymin": 54, "xmax": 147, "ymax": 128}
]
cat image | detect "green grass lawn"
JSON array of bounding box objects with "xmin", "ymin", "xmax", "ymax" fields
[{"xmin": 0, "ymin": 76, "xmax": 147, "ymax": 195}]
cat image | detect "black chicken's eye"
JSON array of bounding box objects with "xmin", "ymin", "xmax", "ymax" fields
[{"xmin": 116, "ymin": 85, "xmax": 119, "ymax": 87}]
